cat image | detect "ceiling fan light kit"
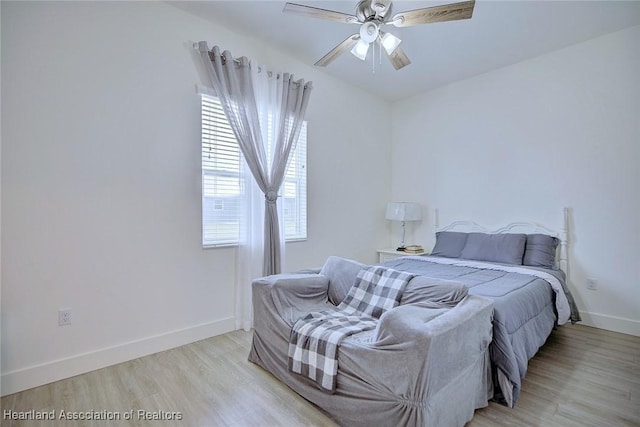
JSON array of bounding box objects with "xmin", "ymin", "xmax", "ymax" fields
[
  {"xmin": 380, "ymin": 32, "xmax": 401, "ymax": 55},
  {"xmin": 283, "ymin": 0, "xmax": 476, "ymax": 70},
  {"xmin": 350, "ymin": 39, "xmax": 370, "ymax": 61},
  {"xmin": 359, "ymin": 21, "xmax": 380, "ymax": 43}
]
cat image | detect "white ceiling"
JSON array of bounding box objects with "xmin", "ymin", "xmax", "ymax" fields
[{"xmin": 172, "ymin": 0, "xmax": 640, "ymax": 101}]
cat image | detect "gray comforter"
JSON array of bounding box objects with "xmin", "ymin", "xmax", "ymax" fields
[{"xmin": 381, "ymin": 255, "xmax": 581, "ymax": 407}]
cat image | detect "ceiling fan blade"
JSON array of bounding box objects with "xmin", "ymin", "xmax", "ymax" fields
[
  {"xmin": 283, "ymin": 3, "xmax": 359, "ymax": 24},
  {"xmin": 383, "ymin": 44, "xmax": 411, "ymax": 70},
  {"xmin": 315, "ymin": 35, "xmax": 359, "ymax": 67},
  {"xmin": 391, "ymin": 0, "xmax": 475, "ymax": 27}
]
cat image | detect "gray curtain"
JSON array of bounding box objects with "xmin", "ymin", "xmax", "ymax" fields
[{"xmin": 198, "ymin": 42, "xmax": 313, "ymax": 276}]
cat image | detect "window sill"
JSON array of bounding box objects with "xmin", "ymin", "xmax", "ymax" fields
[
  {"xmin": 203, "ymin": 238, "xmax": 307, "ymax": 249},
  {"xmin": 203, "ymin": 243, "xmax": 238, "ymax": 249},
  {"xmin": 286, "ymin": 238, "xmax": 307, "ymax": 244}
]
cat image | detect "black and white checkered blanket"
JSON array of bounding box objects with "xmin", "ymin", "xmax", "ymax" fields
[{"xmin": 288, "ymin": 266, "xmax": 415, "ymax": 392}]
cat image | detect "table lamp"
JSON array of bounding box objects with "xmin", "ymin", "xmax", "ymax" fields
[{"xmin": 386, "ymin": 202, "xmax": 422, "ymax": 251}]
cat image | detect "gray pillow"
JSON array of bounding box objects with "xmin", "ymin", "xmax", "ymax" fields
[
  {"xmin": 460, "ymin": 232, "xmax": 526, "ymax": 265},
  {"xmin": 431, "ymin": 231, "xmax": 469, "ymax": 258},
  {"xmin": 523, "ymin": 234, "xmax": 559, "ymax": 269},
  {"xmin": 320, "ymin": 256, "xmax": 366, "ymax": 305}
]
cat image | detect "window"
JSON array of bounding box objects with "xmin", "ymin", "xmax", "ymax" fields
[{"xmin": 201, "ymin": 95, "xmax": 307, "ymax": 246}]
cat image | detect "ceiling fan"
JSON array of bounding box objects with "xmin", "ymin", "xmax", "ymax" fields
[{"xmin": 283, "ymin": 0, "xmax": 475, "ymax": 70}]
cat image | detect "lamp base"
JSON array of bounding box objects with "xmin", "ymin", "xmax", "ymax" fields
[{"xmin": 396, "ymin": 246, "xmax": 406, "ymax": 252}]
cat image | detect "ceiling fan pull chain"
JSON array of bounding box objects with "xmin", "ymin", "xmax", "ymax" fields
[{"xmin": 372, "ymin": 41, "xmax": 375, "ymax": 74}]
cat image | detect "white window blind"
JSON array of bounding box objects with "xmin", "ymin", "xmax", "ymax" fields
[{"xmin": 201, "ymin": 95, "xmax": 307, "ymax": 246}]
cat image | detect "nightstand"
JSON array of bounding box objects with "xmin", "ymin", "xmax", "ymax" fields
[{"xmin": 377, "ymin": 248, "xmax": 429, "ymax": 263}]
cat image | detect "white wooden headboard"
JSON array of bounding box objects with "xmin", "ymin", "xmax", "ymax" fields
[{"xmin": 433, "ymin": 207, "xmax": 570, "ymax": 272}]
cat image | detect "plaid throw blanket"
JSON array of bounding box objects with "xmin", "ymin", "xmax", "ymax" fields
[{"xmin": 288, "ymin": 266, "xmax": 415, "ymax": 392}]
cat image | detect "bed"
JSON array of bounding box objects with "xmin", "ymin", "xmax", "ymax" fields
[{"xmin": 380, "ymin": 207, "xmax": 581, "ymax": 407}]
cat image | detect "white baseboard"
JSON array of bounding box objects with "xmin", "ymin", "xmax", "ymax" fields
[
  {"xmin": 1, "ymin": 317, "xmax": 236, "ymax": 396},
  {"xmin": 579, "ymin": 311, "xmax": 640, "ymax": 337}
]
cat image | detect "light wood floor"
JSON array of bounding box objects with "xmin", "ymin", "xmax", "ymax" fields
[{"xmin": 2, "ymin": 324, "xmax": 639, "ymax": 426}]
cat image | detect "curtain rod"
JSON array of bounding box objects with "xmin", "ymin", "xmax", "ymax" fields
[
  {"xmin": 194, "ymin": 43, "xmax": 312, "ymax": 89},
  {"xmin": 193, "ymin": 42, "xmax": 241, "ymax": 65}
]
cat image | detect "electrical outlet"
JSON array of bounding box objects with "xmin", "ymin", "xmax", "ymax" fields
[
  {"xmin": 58, "ymin": 309, "xmax": 72, "ymax": 326},
  {"xmin": 586, "ymin": 278, "xmax": 598, "ymax": 291}
]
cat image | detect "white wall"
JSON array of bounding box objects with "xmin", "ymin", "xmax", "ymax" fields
[
  {"xmin": 391, "ymin": 25, "xmax": 640, "ymax": 336},
  {"xmin": 0, "ymin": 1, "xmax": 391, "ymax": 395}
]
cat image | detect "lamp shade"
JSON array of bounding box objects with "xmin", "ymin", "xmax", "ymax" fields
[
  {"xmin": 380, "ymin": 32, "xmax": 402, "ymax": 55},
  {"xmin": 385, "ymin": 202, "xmax": 422, "ymax": 222},
  {"xmin": 350, "ymin": 39, "xmax": 370, "ymax": 61}
]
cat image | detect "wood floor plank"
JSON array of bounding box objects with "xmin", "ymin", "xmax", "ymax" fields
[{"xmin": 2, "ymin": 325, "xmax": 638, "ymax": 426}]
